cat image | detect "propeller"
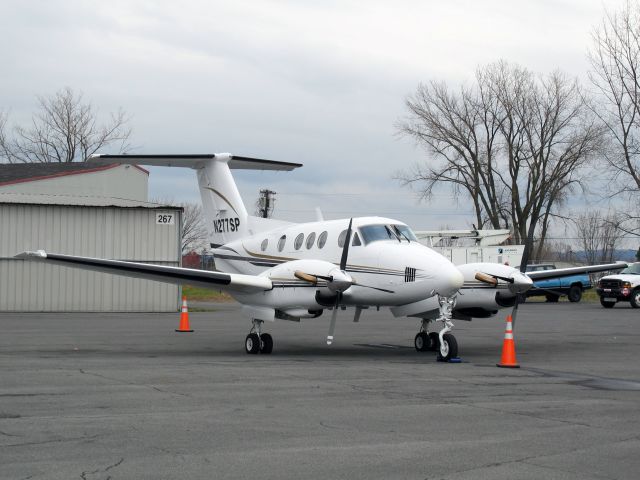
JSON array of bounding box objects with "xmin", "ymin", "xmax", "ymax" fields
[
  {"xmin": 475, "ymin": 271, "xmax": 515, "ymax": 285},
  {"xmin": 293, "ymin": 270, "xmax": 395, "ymax": 293},
  {"xmin": 293, "ymin": 219, "xmax": 393, "ymax": 345}
]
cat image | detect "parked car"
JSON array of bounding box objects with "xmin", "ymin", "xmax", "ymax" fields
[
  {"xmin": 523, "ymin": 263, "xmax": 591, "ymax": 302},
  {"xmin": 596, "ymin": 263, "xmax": 640, "ymax": 308}
]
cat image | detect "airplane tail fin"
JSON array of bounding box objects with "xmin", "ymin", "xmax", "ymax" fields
[{"xmin": 88, "ymin": 153, "xmax": 302, "ymax": 246}]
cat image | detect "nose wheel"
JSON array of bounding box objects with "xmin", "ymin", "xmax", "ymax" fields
[
  {"xmin": 245, "ymin": 320, "xmax": 273, "ymax": 354},
  {"xmin": 436, "ymin": 333, "xmax": 458, "ymax": 362},
  {"xmin": 414, "ymin": 295, "xmax": 460, "ymax": 361}
]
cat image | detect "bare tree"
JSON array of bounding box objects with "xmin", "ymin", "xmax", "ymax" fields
[
  {"xmin": 0, "ymin": 87, "xmax": 131, "ymax": 163},
  {"xmin": 180, "ymin": 202, "xmax": 208, "ymax": 254},
  {"xmin": 589, "ymin": 2, "xmax": 640, "ymax": 237},
  {"xmin": 152, "ymin": 198, "xmax": 208, "ymax": 254},
  {"xmin": 573, "ymin": 211, "xmax": 622, "ymax": 264},
  {"xmin": 398, "ymin": 61, "xmax": 602, "ymax": 266},
  {"xmin": 0, "ymin": 110, "xmax": 8, "ymax": 158}
]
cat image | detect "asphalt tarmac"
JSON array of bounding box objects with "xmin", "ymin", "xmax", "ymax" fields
[{"xmin": 1, "ymin": 301, "xmax": 639, "ymax": 480}]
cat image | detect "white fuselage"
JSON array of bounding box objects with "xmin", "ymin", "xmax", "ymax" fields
[{"xmin": 212, "ymin": 216, "xmax": 464, "ymax": 317}]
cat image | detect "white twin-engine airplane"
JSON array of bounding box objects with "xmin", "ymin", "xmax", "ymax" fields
[{"xmin": 17, "ymin": 154, "xmax": 627, "ymax": 361}]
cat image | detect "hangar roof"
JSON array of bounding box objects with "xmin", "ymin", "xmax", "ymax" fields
[
  {"xmin": 0, "ymin": 192, "xmax": 179, "ymax": 209},
  {"xmin": 0, "ymin": 162, "xmax": 148, "ymax": 187}
]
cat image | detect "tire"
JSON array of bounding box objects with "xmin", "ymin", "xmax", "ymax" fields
[
  {"xmin": 568, "ymin": 285, "xmax": 582, "ymax": 303},
  {"xmin": 260, "ymin": 333, "xmax": 273, "ymax": 354},
  {"xmin": 428, "ymin": 332, "xmax": 440, "ymax": 351},
  {"xmin": 414, "ymin": 332, "xmax": 429, "ymax": 352},
  {"xmin": 599, "ymin": 297, "xmax": 616, "ymax": 308},
  {"xmin": 245, "ymin": 333, "xmax": 260, "ymax": 354},
  {"xmin": 545, "ymin": 294, "xmax": 560, "ymax": 303},
  {"xmin": 631, "ymin": 289, "xmax": 640, "ymax": 309},
  {"xmin": 436, "ymin": 333, "xmax": 458, "ymax": 362}
]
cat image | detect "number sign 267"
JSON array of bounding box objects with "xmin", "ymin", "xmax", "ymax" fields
[{"xmin": 156, "ymin": 213, "xmax": 175, "ymax": 225}]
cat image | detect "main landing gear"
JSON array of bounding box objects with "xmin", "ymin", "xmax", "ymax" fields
[
  {"xmin": 245, "ymin": 319, "xmax": 273, "ymax": 355},
  {"xmin": 414, "ymin": 295, "xmax": 459, "ymax": 362}
]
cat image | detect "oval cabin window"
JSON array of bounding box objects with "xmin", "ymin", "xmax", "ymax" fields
[
  {"xmin": 294, "ymin": 233, "xmax": 304, "ymax": 250},
  {"xmin": 317, "ymin": 231, "xmax": 328, "ymax": 249},
  {"xmin": 306, "ymin": 232, "xmax": 316, "ymax": 249},
  {"xmin": 277, "ymin": 235, "xmax": 287, "ymax": 252}
]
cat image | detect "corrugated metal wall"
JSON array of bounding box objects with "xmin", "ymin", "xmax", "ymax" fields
[{"xmin": 0, "ymin": 204, "xmax": 182, "ymax": 312}]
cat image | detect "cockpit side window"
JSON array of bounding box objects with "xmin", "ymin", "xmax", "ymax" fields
[{"xmin": 352, "ymin": 232, "xmax": 361, "ymax": 246}]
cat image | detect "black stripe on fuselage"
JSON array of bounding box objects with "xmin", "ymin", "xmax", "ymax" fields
[{"xmin": 214, "ymin": 252, "xmax": 408, "ymax": 277}]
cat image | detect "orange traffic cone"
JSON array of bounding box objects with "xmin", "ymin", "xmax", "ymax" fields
[
  {"xmin": 497, "ymin": 314, "xmax": 519, "ymax": 368},
  {"xmin": 175, "ymin": 296, "xmax": 194, "ymax": 332}
]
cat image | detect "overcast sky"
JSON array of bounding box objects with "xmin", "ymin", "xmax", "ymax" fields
[{"xmin": 0, "ymin": 0, "xmax": 622, "ymax": 234}]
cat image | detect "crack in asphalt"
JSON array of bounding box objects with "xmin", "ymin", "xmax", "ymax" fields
[
  {"xmin": 422, "ymin": 435, "xmax": 640, "ymax": 480},
  {"xmin": 80, "ymin": 458, "xmax": 124, "ymax": 480},
  {"xmin": 78, "ymin": 369, "xmax": 190, "ymax": 398},
  {"xmin": 0, "ymin": 393, "xmax": 64, "ymax": 397},
  {"xmin": 5, "ymin": 433, "xmax": 102, "ymax": 448}
]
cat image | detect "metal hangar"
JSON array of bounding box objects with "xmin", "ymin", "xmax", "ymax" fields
[{"xmin": 0, "ymin": 163, "xmax": 182, "ymax": 312}]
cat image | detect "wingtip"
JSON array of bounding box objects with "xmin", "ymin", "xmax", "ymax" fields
[{"xmin": 15, "ymin": 249, "xmax": 47, "ymax": 259}]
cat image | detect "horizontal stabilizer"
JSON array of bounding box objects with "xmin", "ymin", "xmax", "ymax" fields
[
  {"xmin": 15, "ymin": 250, "xmax": 272, "ymax": 293},
  {"xmin": 87, "ymin": 153, "xmax": 302, "ymax": 171}
]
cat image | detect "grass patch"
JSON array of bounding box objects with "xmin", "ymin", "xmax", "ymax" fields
[{"xmin": 182, "ymin": 285, "xmax": 233, "ymax": 302}]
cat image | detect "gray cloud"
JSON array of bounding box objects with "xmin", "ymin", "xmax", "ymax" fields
[{"xmin": 0, "ymin": 0, "xmax": 617, "ymax": 231}]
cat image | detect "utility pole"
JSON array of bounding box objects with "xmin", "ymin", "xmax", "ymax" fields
[{"xmin": 256, "ymin": 189, "xmax": 276, "ymax": 218}]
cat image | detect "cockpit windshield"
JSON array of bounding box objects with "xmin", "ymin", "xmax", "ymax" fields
[
  {"xmin": 621, "ymin": 263, "xmax": 640, "ymax": 275},
  {"xmin": 393, "ymin": 224, "xmax": 418, "ymax": 242},
  {"xmin": 359, "ymin": 224, "xmax": 418, "ymax": 245}
]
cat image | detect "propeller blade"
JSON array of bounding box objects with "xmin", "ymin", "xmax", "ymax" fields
[
  {"xmin": 294, "ymin": 270, "xmax": 318, "ymax": 284},
  {"xmin": 475, "ymin": 272, "xmax": 498, "ymax": 286},
  {"xmin": 493, "ymin": 274, "xmax": 515, "ymax": 284},
  {"xmin": 352, "ymin": 282, "xmax": 395, "ymax": 294},
  {"xmin": 327, "ymin": 296, "xmax": 340, "ymax": 345},
  {"xmin": 294, "ymin": 270, "xmax": 333, "ymax": 284},
  {"xmin": 339, "ymin": 218, "xmax": 353, "ymax": 271}
]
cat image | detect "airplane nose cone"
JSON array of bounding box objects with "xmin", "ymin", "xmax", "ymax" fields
[{"xmin": 436, "ymin": 265, "xmax": 465, "ymax": 296}]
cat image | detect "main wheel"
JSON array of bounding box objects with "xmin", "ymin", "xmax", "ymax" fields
[
  {"xmin": 414, "ymin": 332, "xmax": 430, "ymax": 352},
  {"xmin": 260, "ymin": 333, "xmax": 274, "ymax": 354},
  {"xmin": 631, "ymin": 289, "xmax": 640, "ymax": 309},
  {"xmin": 437, "ymin": 333, "xmax": 458, "ymax": 362},
  {"xmin": 245, "ymin": 333, "xmax": 260, "ymax": 354},
  {"xmin": 599, "ymin": 297, "xmax": 616, "ymax": 308},
  {"xmin": 568, "ymin": 285, "xmax": 582, "ymax": 303}
]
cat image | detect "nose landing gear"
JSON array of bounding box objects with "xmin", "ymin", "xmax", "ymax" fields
[
  {"xmin": 245, "ymin": 319, "xmax": 273, "ymax": 354},
  {"xmin": 414, "ymin": 295, "xmax": 459, "ymax": 361}
]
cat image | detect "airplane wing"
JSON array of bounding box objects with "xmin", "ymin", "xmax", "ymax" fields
[
  {"xmin": 15, "ymin": 250, "xmax": 272, "ymax": 294},
  {"xmin": 526, "ymin": 262, "xmax": 628, "ymax": 281}
]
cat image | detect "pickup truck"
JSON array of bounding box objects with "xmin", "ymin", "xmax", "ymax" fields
[
  {"xmin": 596, "ymin": 263, "xmax": 640, "ymax": 308},
  {"xmin": 524, "ymin": 263, "xmax": 592, "ymax": 302}
]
